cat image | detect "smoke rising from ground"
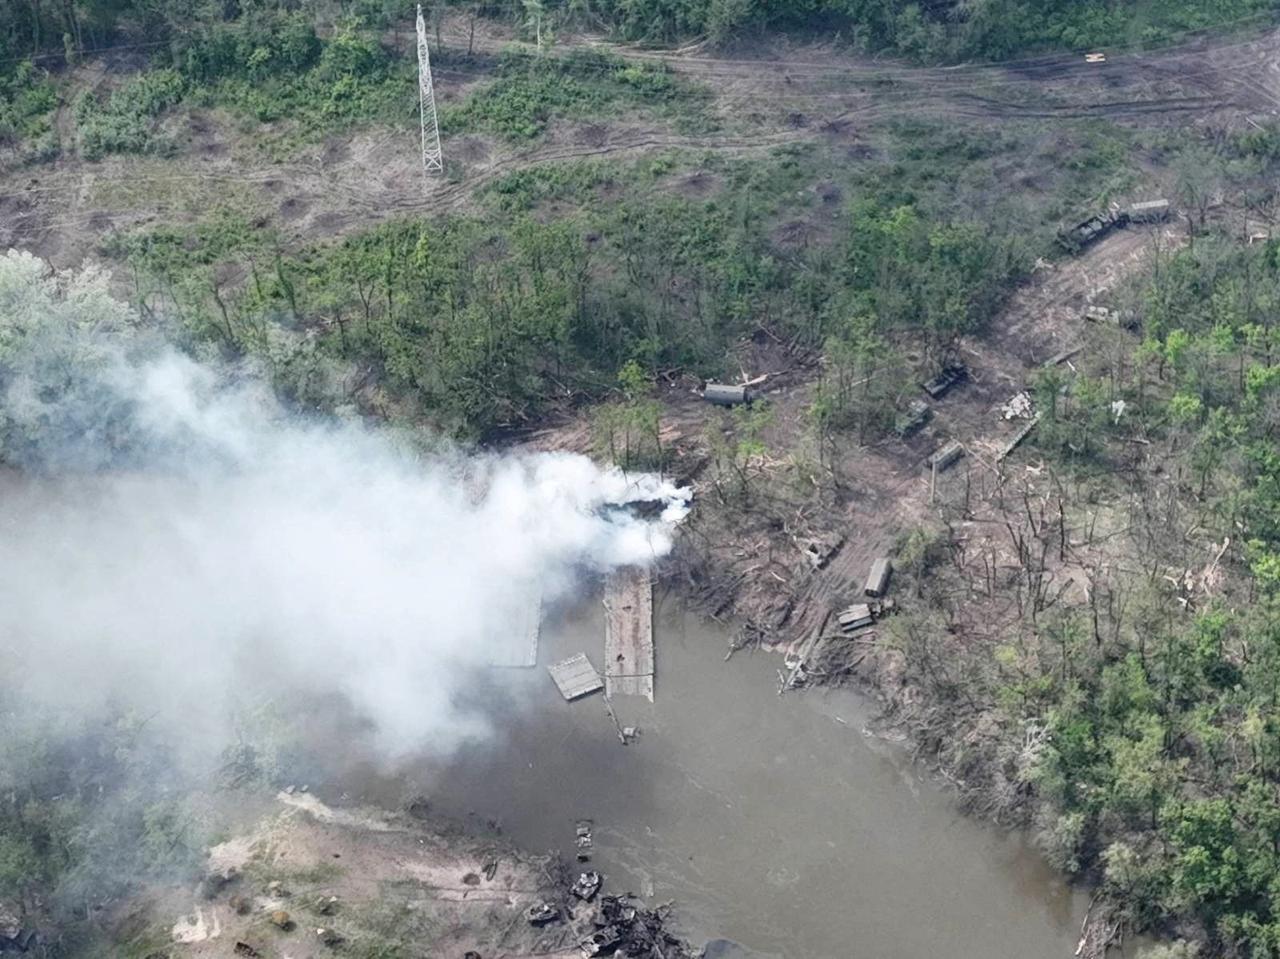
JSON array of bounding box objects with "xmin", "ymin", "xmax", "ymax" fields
[{"xmin": 0, "ymin": 250, "xmax": 689, "ymax": 757}]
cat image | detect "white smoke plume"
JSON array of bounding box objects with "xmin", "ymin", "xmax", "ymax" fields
[{"xmin": 0, "ymin": 250, "xmax": 689, "ymax": 757}]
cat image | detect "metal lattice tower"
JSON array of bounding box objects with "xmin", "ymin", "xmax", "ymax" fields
[{"xmin": 416, "ymin": 4, "xmax": 443, "ymax": 175}]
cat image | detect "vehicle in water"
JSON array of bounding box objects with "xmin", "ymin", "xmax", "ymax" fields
[
  {"xmin": 597, "ymin": 895, "xmax": 638, "ymax": 927},
  {"xmin": 580, "ymin": 925, "xmax": 623, "ymax": 957},
  {"xmin": 572, "ymin": 870, "xmax": 603, "ymax": 901},
  {"xmin": 575, "ymin": 819, "xmax": 594, "ymax": 861}
]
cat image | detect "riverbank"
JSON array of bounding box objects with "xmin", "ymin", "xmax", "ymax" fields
[
  {"xmin": 91, "ymin": 784, "xmax": 698, "ymax": 959},
  {"xmin": 391, "ymin": 596, "xmax": 1090, "ymax": 959}
]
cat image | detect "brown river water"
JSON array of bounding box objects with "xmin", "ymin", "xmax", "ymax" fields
[{"xmin": 391, "ymin": 589, "xmax": 1115, "ymax": 959}]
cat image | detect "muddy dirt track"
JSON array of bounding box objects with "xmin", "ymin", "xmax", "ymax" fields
[{"xmin": 3, "ymin": 15, "xmax": 1279, "ymax": 267}]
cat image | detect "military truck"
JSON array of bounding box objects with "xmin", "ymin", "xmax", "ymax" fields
[
  {"xmin": 926, "ymin": 440, "xmax": 964, "ymax": 472},
  {"xmin": 1126, "ymin": 199, "xmax": 1170, "ymax": 223},
  {"xmin": 922, "ymin": 364, "xmax": 967, "ymax": 400},
  {"xmin": 1057, "ymin": 210, "xmax": 1121, "ymax": 253},
  {"xmin": 893, "ymin": 400, "xmax": 931, "ymax": 438}
]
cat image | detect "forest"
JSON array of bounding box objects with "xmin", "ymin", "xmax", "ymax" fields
[{"xmin": 2, "ymin": 0, "xmax": 1277, "ymax": 67}]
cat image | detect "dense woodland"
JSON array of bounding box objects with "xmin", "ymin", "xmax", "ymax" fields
[{"xmin": 2, "ymin": 0, "xmax": 1278, "ymax": 68}]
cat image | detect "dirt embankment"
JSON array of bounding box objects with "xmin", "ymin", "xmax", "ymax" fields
[
  {"xmin": 141, "ymin": 789, "xmax": 692, "ymax": 959},
  {"xmin": 629, "ymin": 224, "xmax": 1172, "ymax": 633}
]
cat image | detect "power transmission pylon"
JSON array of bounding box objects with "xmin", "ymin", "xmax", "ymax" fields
[{"xmin": 416, "ymin": 4, "xmax": 443, "ymax": 176}]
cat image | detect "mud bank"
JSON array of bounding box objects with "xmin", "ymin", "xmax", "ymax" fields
[{"xmin": 365, "ymin": 593, "xmax": 1091, "ymax": 959}]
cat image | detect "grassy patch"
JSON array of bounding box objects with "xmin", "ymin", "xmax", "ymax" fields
[
  {"xmin": 74, "ymin": 16, "xmax": 413, "ymax": 160},
  {"xmin": 76, "ymin": 69, "xmax": 186, "ymax": 161},
  {"xmin": 866, "ymin": 116, "xmax": 1140, "ymax": 241},
  {"xmin": 0, "ymin": 61, "xmax": 57, "ymax": 161},
  {"xmin": 443, "ymin": 48, "xmax": 713, "ymax": 141},
  {"xmin": 104, "ymin": 208, "xmax": 272, "ymax": 275}
]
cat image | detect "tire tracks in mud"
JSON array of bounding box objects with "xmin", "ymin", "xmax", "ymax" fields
[
  {"xmin": 7, "ymin": 18, "xmax": 1279, "ymax": 269},
  {"xmin": 0, "ymin": 128, "xmax": 794, "ymax": 263}
]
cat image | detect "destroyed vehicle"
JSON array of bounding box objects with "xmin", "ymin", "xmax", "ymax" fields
[
  {"xmin": 801, "ymin": 535, "xmax": 844, "ymax": 571},
  {"xmin": 703, "ymin": 383, "xmax": 749, "ymax": 406},
  {"xmin": 921, "ymin": 364, "xmax": 967, "ymax": 399},
  {"xmin": 1084, "ymin": 304, "xmax": 1138, "ymax": 331},
  {"xmin": 572, "ymin": 871, "xmax": 603, "ymax": 901},
  {"xmin": 1126, "ymin": 198, "xmax": 1170, "ymax": 223},
  {"xmin": 893, "ymin": 400, "xmax": 931, "ymax": 439},
  {"xmin": 580, "ymin": 925, "xmax": 624, "ymax": 957},
  {"xmin": 597, "ymin": 896, "xmax": 638, "ymax": 927},
  {"xmin": 575, "ymin": 820, "xmax": 594, "ymax": 861},
  {"xmin": 926, "ymin": 440, "xmax": 964, "ymax": 472},
  {"xmin": 526, "ymin": 902, "xmax": 561, "ymax": 926},
  {"xmin": 1057, "ymin": 210, "xmax": 1120, "ymax": 253},
  {"xmin": 838, "ymin": 603, "xmax": 875, "ymax": 633},
  {"xmin": 316, "ymin": 927, "xmax": 344, "ymax": 947},
  {"xmin": 864, "ymin": 558, "xmax": 892, "ymax": 599}
]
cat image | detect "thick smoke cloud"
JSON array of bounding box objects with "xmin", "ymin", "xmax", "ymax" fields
[{"xmin": 0, "ymin": 251, "xmax": 688, "ymax": 757}]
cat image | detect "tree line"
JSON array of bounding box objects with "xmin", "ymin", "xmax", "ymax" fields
[{"xmin": 3, "ymin": 0, "xmax": 1275, "ymax": 73}]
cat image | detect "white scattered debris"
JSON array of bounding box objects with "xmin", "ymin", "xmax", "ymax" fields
[
  {"xmin": 207, "ymin": 836, "xmax": 256, "ymax": 879},
  {"xmin": 278, "ymin": 791, "xmax": 392, "ymax": 831},
  {"xmin": 171, "ymin": 906, "xmax": 221, "ymax": 944},
  {"xmin": 1111, "ymin": 399, "xmax": 1127, "ymax": 423},
  {"xmin": 1001, "ymin": 391, "xmax": 1034, "ymax": 420}
]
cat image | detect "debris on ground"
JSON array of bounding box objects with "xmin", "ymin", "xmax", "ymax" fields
[
  {"xmin": 0, "ymin": 916, "xmax": 36, "ymax": 953},
  {"xmin": 578, "ymin": 893, "xmax": 696, "ymax": 958},
  {"xmin": 571, "ymin": 871, "xmax": 603, "ymax": 901},
  {"xmin": 229, "ymin": 894, "xmax": 251, "ymax": 915},
  {"xmin": 314, "ymin": 895, "xmax": 339, "ymax": 916},
  {"xmin": 269, "ymin": 910, "xmax": 292, "ymax": 930},
  {"xmin": 233, "ymin": 943, "xmax": 261, "ymax": 958},
  {"xmin": 316, "ymin": 926, "xmax": 344, "ymax": 946},
  {"xmin": 581, "ymin": 924, "xmax": 624, "ymax": 956},
  {"xmin": 1001, "ymin": 391, "xmax": 1034, "ymax": 420},
  {"xmin": 799, "ymin": 533, "xmax": 844, "ymax": 570}
]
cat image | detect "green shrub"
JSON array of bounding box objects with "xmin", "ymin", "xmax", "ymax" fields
[
  {"xmin": 443, "ymin": 48, "xmax": 708, "ymax": 141},
  {"xmin": 76, "ymin": 69, "xmax": 186, "ymax": 160},
  {"xmin": 0, "ymin": 61, "xmax": 57, "ymax": 151}
]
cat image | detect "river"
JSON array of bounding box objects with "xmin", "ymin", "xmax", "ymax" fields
[{"xmin": 393, "ymin": 587, "xmax": 1098, "ymax": 959}]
